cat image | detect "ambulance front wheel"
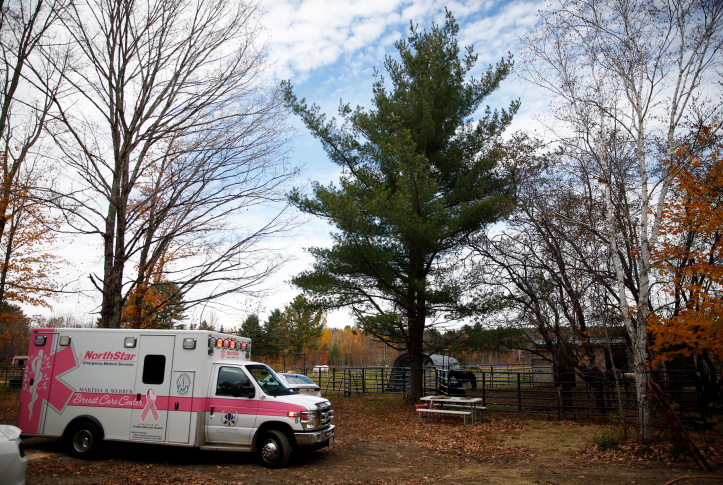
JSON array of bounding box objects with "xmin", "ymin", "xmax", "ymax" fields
[
  {"xmin": 257, "ymin": 430, "xmax": 291, "ymax": 469},
  {"xmin": 67, "ymin": 421, "xmax": 102, "ymax": 459}
]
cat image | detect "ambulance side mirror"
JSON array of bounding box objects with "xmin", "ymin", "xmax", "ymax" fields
[{"xmin": 231, "ymin": 381, "xmax": 254, "ymax": 399}]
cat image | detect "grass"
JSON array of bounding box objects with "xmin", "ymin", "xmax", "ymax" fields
[{"xmin": 591, "ymin": 429, "xmax": 620, "ymax": 452}]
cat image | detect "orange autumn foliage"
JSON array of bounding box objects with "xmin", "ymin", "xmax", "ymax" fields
[
  {"xmin": 0, "ymin": 163, "xmax": 63, "ymax": 308},
  {"xmin": 0, "ymin": 304, "xmax": 30, "ymax": 362},
  {"xmin": 122, "ymin": 255, "xmax": 186, "ymax": 330},
  {"xmin": 651, "ymin": 126, "xmax": 723, "ymax": 362}
]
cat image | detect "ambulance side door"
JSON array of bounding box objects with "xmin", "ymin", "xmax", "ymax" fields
[
  {"xmin": 167, "ymin": 371, "xmax": 194, "ymax": 443},
  {"xmin": 130, "ymin": 335, "xmax": 175, "ymax": 442},
  {"xmin": 205, "ymin": 365, "xmax": 258, "ymax": 445}
]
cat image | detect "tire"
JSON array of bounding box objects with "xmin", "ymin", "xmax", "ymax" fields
[
  {"xmin": 66, "ymin": 421, "xmax": 102, "ymax": 460},
  {"xmin": 256, "ymin": 430, "xmax": 291, "ymax": 469}
]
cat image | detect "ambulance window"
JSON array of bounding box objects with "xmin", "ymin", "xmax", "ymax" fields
[
  {"xmin": 216, "ymin": 366, "xmax": 250, "ymax": 396},
  {"xmin": 142, "ymin": 355, "xmax": 166, "ymax": 384}
]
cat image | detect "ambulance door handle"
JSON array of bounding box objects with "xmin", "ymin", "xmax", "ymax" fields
[
  {"xmin": 210, "ymin": 407, "xmax": 214, "ymax": 416},
  {"xmin": 174, "ymin": 402, "xmax": 179, "ymax": 411},
  {"xmin": 29, "ymin": 378, "xmax": 34, "ymax": 385},
  {"xmin": 137, "ymin": 393, "xmax": 141, "ymax": 401}
]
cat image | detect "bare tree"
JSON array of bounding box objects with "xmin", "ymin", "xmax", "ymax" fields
[
  {"xmin": 521, "ymin": 0, "xmax": 723, "ymax": 441},
  {"xmin": 0, "ymin": 0, "xmax": 69, "ymax": 304},
  {"xmin": 51, "ymin": 0, "xmax": 296, "ymax": 327},
  {"xmin": 472, "ymin": 135, "xmax": 629, "ymax": 413}
]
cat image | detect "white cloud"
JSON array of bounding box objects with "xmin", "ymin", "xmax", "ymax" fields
[{"xmin": 26, "ymin": 0, "xmax": 553, "ymax": 332}]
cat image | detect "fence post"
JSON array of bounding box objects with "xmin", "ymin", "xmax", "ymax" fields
[
  {"xmin": 517, "ymin": 373, "xmax": 522, "ymax": 412},
  {"xmin": 381, "ymin": 367, "xmax": 385, "ymax": 394},
  {"xmin": 362, "ymin": 368, "xmax": 366, "ymax": 393},
  {"xmin": 482, "ymin": 372, "xmax": 486, "ymax": 407},
  {"xmin": 556, "ymin": 372, "xmax": 562, "ymax": 421}
]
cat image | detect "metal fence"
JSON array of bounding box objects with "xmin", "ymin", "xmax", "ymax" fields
[
  {"xmin": 297, "ymin": 365, "xmax": 721, "ymax": 423},
  {"xmin": 0, "ymin": 366, "xmax": 24, "ymax": 388}
]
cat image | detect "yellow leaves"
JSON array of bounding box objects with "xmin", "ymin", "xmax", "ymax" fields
[
  {"xmin": 650, "ymin": 126, "xmax": 723, "ymax": 363},
  {"xmin": 0, "ymin": 164, "xmax": 65, "ymax": 308}
]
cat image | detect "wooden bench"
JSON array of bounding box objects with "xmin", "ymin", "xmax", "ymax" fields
[{"xmin": 417, "ymin": 408, "xmax": 472, "ymax": 426}]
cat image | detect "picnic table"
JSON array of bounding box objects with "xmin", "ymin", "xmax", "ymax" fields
[{"xmin": 417, "ymin": 395, "xmax": 485, "ymax": 426}]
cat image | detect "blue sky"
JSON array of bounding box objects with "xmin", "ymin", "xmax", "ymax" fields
[
  {"xmin": 41, "ymin": 0, "xmax": 550, "ymax": 329},
  {"xmin": 255, "ymin": 0, "xmax": 547, "ymax": 328}
]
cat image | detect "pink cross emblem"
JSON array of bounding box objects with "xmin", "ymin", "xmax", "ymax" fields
[{"xmin": 18, "ymin": 331, "xmax": 79, "ymax": 434}]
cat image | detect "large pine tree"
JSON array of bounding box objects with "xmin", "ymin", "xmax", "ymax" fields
[{"xmin": 283, "ymin": 11, "xmax": 517, "ymax": 399}]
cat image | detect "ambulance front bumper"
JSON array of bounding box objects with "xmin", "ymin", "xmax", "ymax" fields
[{"xmin": 294, "ymin": 425, "xmax": 335, "ymax": 446}]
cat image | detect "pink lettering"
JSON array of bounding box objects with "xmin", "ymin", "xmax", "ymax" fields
[
  {"xmin": 70, "ymin": 393, "xmax": 137, "ymax": 408},
  {"xmin": 81, "ymin": 350, "xmax": 138, "ymax": 361}
]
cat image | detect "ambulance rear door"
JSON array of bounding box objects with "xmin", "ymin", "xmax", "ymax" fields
[{"xmin": 130, "ymin": 335, "xmax": 175, "ymax": 442}]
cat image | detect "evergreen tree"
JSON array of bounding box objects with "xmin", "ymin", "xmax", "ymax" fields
[
  {"xmin": 283, "ymin": 11, "xmax": 516, "ymax": 399},
  {"xmin": 121, "ymin": 282, "xmax": 186, "ymax": 329},
  {"xmin": 261, "ymin": 308, "xmax": 284, "ymax": 358},
  {"xmin": 280, "ymin": 295, "xmax": 326, "ymax": 354},
  {"xmin": 239, "ymin": 313, "xmax": 264, "ymax": 345}
]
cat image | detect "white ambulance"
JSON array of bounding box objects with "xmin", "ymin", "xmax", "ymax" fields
[{"xmin": 17, "ymin": 328, "xmax": 334, "ymax": 468}]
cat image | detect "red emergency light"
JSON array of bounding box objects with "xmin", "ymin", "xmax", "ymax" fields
[
  {"xmin": 216, "ymin": 338, "xmax": 223, "ymax": 348},
  {"xmin": 223, "ymin": 339, "xmax": 229, "ymax": 349},
  {"xmin": 241, "ymin": 342, "xmax": 247, "ymax": 350},
  {"xmin": 229, "ymin": 341, "xmax": 236, "ymax": 350}
]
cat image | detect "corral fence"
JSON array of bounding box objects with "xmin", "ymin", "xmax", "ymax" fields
[
  {"xmin": 288, "ymin": 364, "xmax": 721, "ymax": 423},
  {"xmin": 0, "ymin": 365, "xmax": 25, "ymax": 388}
]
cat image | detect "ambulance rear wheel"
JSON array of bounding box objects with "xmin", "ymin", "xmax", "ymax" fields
[
  {"xmin": 257, "ymin": 430, "xmax": 291, "ymax": 469},
  {"xmin": 67, "ymin": 421, "xmax": 102, "ymax": 459}
]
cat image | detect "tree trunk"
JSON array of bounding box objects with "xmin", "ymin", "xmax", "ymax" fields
[{"xmin": 408, "ymin": 312, "xmax": 425, "ymax": 401}]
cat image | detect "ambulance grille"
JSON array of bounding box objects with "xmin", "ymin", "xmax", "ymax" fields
[{"xmin": 316, "ymin": 402, "xmax": 333, "ymax": 428}]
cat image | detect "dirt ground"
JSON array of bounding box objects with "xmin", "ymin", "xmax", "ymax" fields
[{"xmin": 3, "ymin": 388, "xmax": 722, "ymax": 484}]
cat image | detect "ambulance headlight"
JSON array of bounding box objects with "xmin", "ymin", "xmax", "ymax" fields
[
  {"xmin": 124, "ymin": 337, "xmax": 136, "ymax": 348},
  {"xmin": 300, "ymin": 411, "xmax": 316, "ymax": 429},
  {"xmin": 183, "ymin": 338, "xmax": 196, "ymax": 349},
  {"xmin": 59, "ymin": 336, "xmax": 71, "ymax": 347}
]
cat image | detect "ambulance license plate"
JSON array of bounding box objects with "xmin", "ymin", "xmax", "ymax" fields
[{"xmin": 329, "ymin": 436, "xmax": 334, "ymax": 446}]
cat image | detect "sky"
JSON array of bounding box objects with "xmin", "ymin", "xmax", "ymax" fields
[{"xmin": 33, "ymin": 0, "xmax": 550, "ymax": 330}]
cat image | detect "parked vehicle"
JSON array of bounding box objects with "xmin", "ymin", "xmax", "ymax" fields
[
  {"xmin": 0, "ymin": 425, "xmax": 28, "ymax": 485},
  {"xmin": 17, "ymin": 328, "xmax": 334, "ymax": 469},
  {"xmin": 278, "ymin": 373, "xmax": 322, "ymax": 397}
]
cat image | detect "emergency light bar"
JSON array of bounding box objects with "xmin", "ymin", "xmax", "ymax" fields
[{"xmin": 205, "ymin": 335, "xmax": 250, "ymax": 354}]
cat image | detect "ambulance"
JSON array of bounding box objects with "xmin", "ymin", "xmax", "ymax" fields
[{"xmin": 17, "ymin": 328, "xmax": 335, "ymax": 468}]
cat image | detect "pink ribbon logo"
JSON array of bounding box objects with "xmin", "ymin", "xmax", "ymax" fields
[{"xmin": 140, "ymin": 388, "xmax": 159, "ymax": 422}]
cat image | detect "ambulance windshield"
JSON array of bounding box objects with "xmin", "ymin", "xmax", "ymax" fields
[{"xmin": 246, "ymin": 364, "xmax": 295, "ymax": 396}]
